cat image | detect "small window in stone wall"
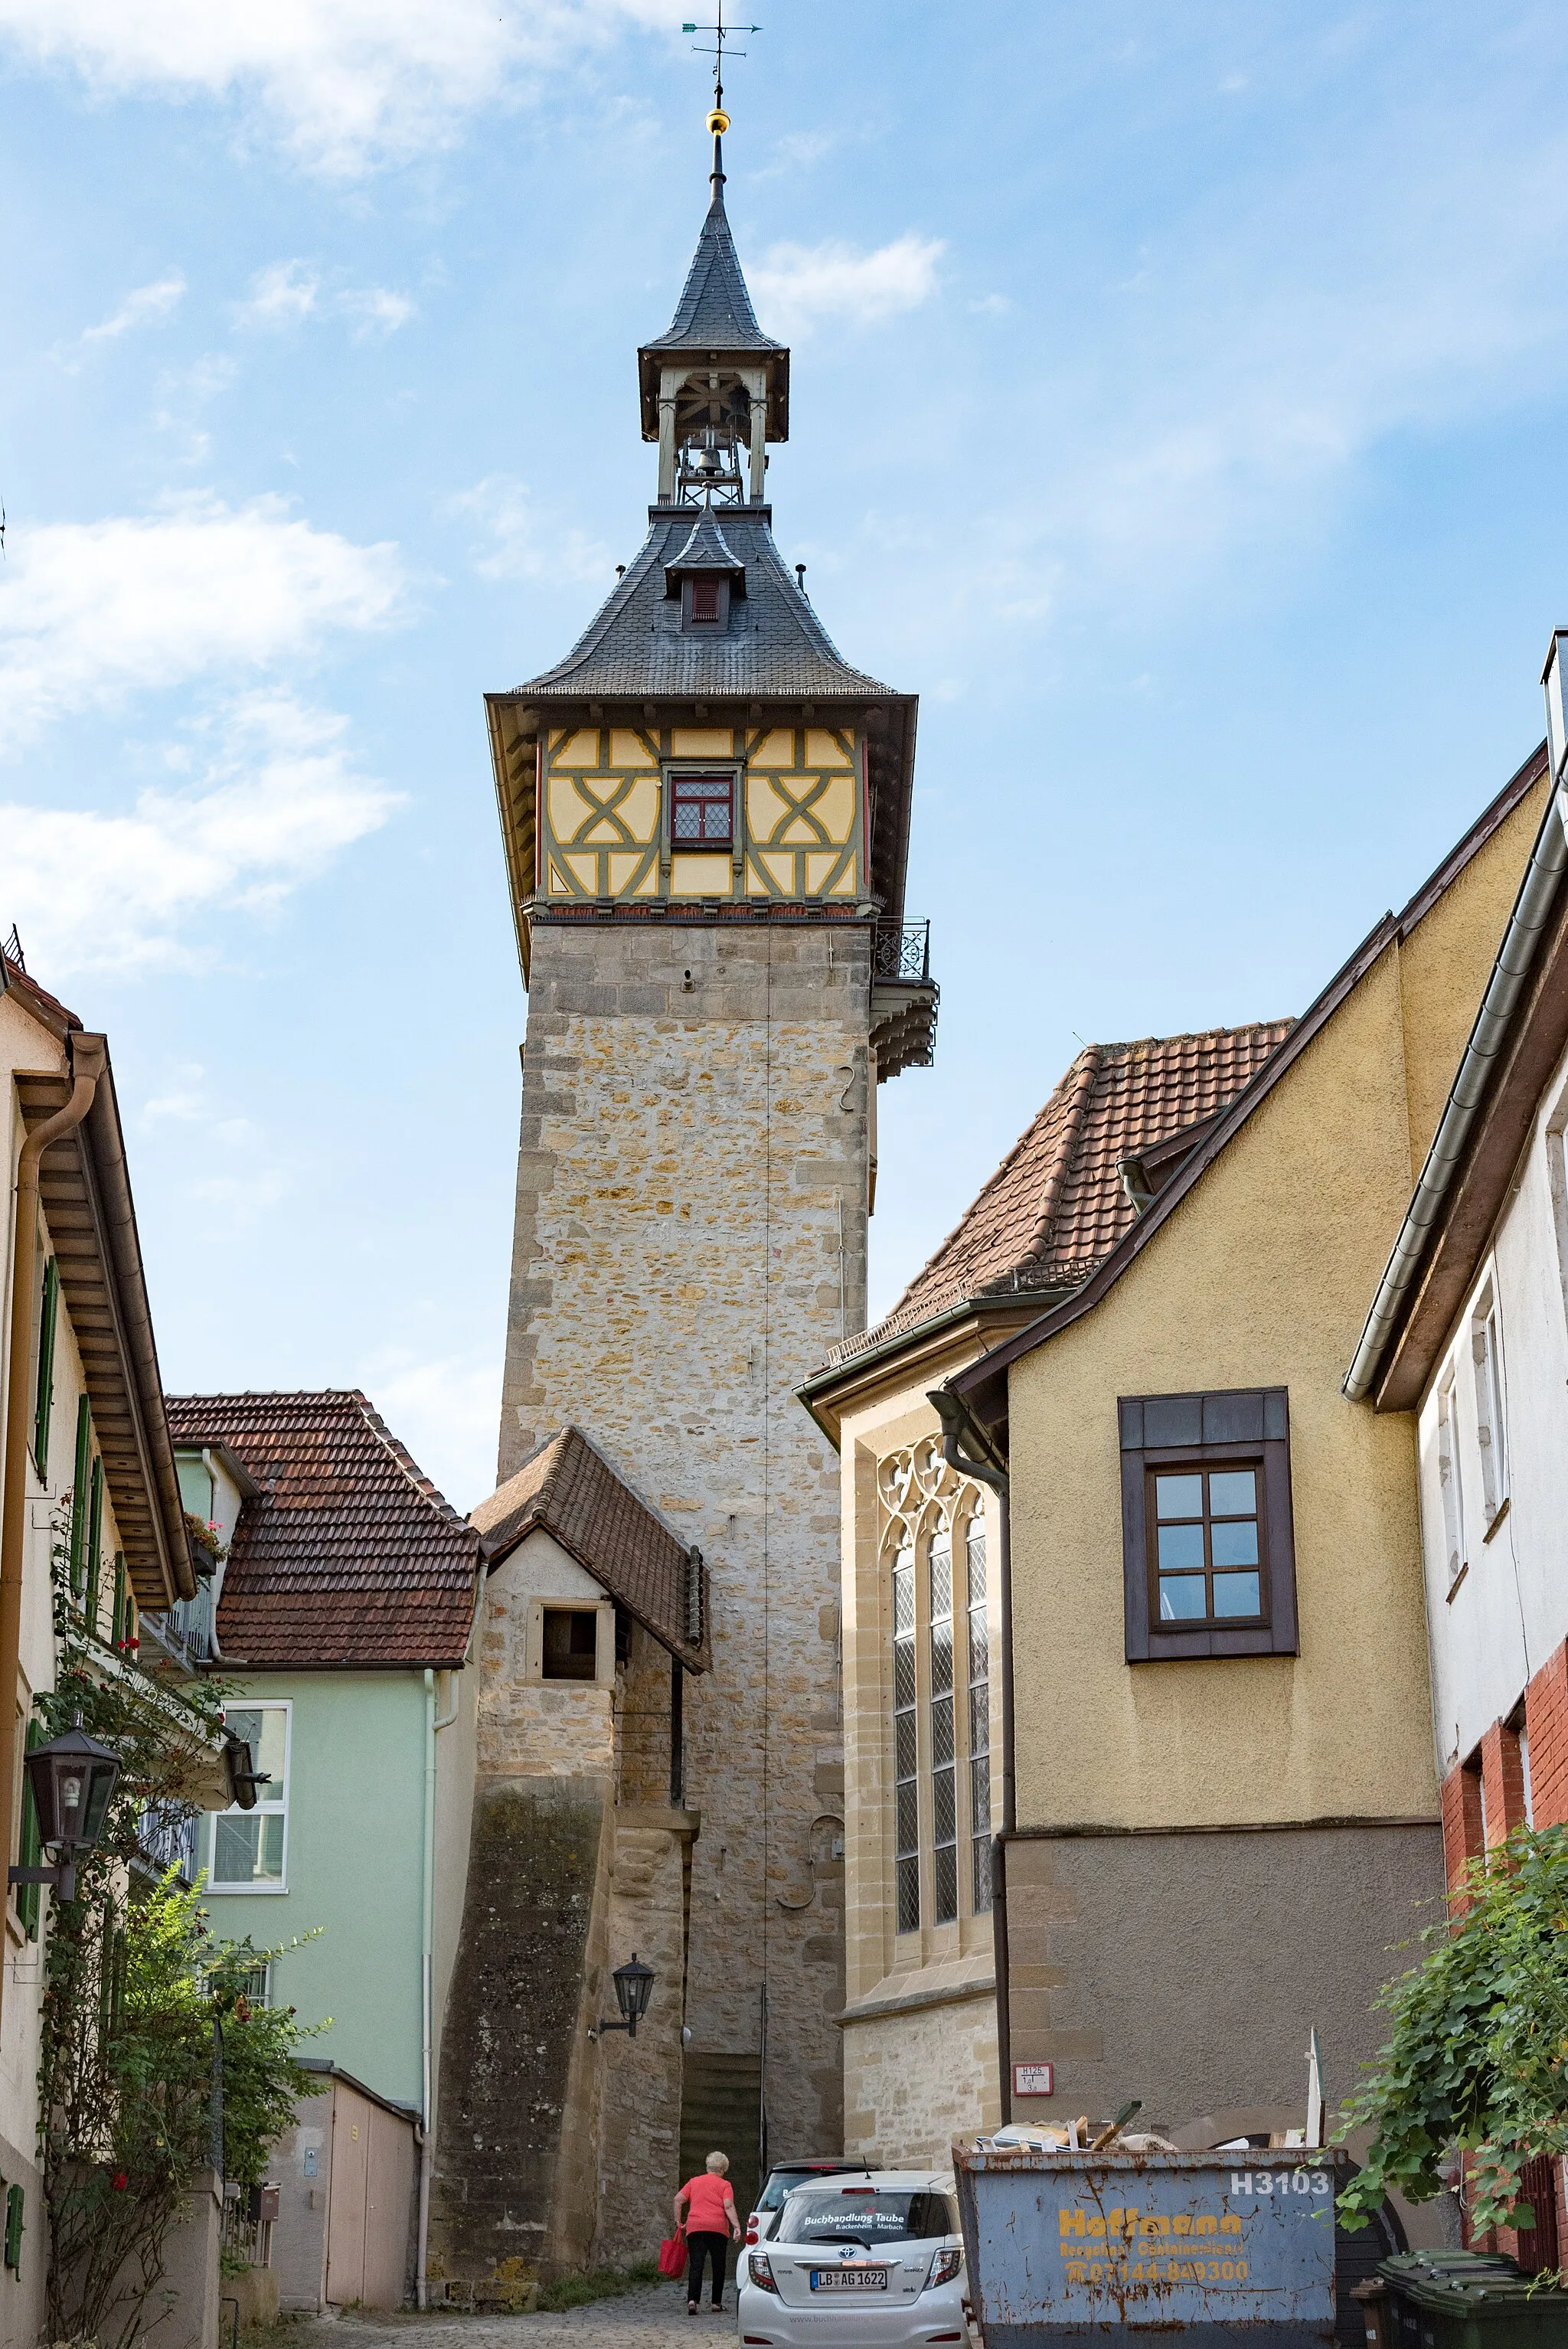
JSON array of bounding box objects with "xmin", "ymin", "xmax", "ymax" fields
[{"xmin": 543, "ymin": 1608, "xmax": 600, "ymax": 1681}]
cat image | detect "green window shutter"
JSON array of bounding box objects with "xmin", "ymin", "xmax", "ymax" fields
[
  {"xmin": 69, "ymin": 1397, "xmax": 91, "ymax": 1596},
  {"xmin": 112, "ymin": 1552, "xmax": 127, "ymax": 1649},
  {"xmin": 86, "ymin": 1458, "xmax": 103, "ymax": 1632},
  {"xmin": 31, "ymin": 1259, "xmax": 58, "ymax": 1478},
  {"xmin": 17, "ymin": 1726, "xmax": 41, "ymax": 1941},
  {"xmin": 6, "ymin": 2181, "xmax": 24, "ymax": 2275}
]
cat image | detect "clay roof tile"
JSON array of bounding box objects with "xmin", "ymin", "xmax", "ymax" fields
[
  {"xmin": 165, "ymin": 1390, "xmax": 480, "ymax": 1669},
  {"xmin": 470, "ymin": 1426, "xmax": 709, "ymax": 1672},
  {"xmin": 831, "ymin": 1019, "xmax": 1293, "ymax": 1366}
]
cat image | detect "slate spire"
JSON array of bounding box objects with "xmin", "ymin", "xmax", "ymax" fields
[
  {"xmin": 637, "ymin": 112, "xmax": 790, "ymax": 502},
  {"xmin": 644, "ymin": 129, "xmax": 785, "ymax": 359}
]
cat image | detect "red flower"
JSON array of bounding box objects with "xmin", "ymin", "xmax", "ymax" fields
[{"xmin": 112, "ymin": 2171, "xmax": 128, "ymax": 2191}]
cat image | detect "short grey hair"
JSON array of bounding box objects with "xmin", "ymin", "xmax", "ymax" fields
[{"xmin": 705, "ymin": 2151, "xmax": 730, "ymax": 2174}]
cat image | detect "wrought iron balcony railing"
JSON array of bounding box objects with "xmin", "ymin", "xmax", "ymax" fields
[
  {"xmin": 138, "ymin": 1802, "xmax": 198, "ymax": 1885},
  {"xmin": 873, "ymin": 920, "xmax": 931, "ymax": 984}
]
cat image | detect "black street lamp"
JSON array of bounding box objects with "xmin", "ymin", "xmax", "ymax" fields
[
  {"xmin": 590, "ymin": 1953, "xmax": 656, "ymax": 2041},
  {"xmin": 10, "ymin": 1721, "xmax": 121, "ymax": 1903}
]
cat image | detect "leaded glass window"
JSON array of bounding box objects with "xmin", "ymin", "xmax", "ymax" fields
[
  {"xmin": 966, "ymin": 1517, "xmax": 991, "ymax": 1915},
  {"xmin": 893, "ymin": 1544, "xmax": 919, "ymax": 1934},
  {"xmin": 929, "ymin": 1528, "xmax": 957, "ymax": 1926}
]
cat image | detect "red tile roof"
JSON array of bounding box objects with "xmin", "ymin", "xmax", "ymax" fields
[
  {"xmin": 471, "ymin": 1426, "xmax": 710, "ymax": 1671},
  {"xmin": 837, "ymin": 1021, "xmax": 1293, "ymax": 1365},
  {"xmin": 165, "ymin": 1390, "xmax": 480, "ymax": 1669}
]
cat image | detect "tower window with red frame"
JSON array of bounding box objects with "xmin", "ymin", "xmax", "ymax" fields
[{"xmin": 671, "ymin": 773, "xmax": 734, "ymax": 848}]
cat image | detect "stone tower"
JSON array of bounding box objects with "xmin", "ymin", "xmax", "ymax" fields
[{"xmin": 433, "ymin": 119, "xmax": 935, "ymax": 2287}]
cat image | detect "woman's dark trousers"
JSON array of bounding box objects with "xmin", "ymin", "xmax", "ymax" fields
[{"xmin": 688, "ymin": 2233, "xmax": 728, "ymax": 2307}]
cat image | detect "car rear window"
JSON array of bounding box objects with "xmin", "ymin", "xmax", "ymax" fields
[
  {"xmin": 776, "ymin": 2189, "xmax": 956, "ymax": 2246},
  {"xmin": 756, "ymin": 2168, "xmax": 852, "ymax": 2212}
]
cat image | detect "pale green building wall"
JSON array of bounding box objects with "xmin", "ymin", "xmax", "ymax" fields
[{"xmin": 201, "ymin": 1671, "xmax": 427, "ymax": 2114}]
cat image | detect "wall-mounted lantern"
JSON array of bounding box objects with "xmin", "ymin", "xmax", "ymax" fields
[
  {"xmin": 589, "ymin": 1953, "xmax": 656, "ymax": 2041},
  {"xmin": 10, "ymin": 1721, "xmax": 121, "ymax": 1902}
]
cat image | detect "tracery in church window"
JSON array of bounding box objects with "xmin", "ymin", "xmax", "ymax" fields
[{"xmin": 880, "ymin": 1443, "xmax": 993, "ymax": 1949}]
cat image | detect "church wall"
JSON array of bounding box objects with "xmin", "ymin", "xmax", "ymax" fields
[
  {"xmin": 842, "ymin": 1995, "xmax": 1000, "ymax": 2174},
  {"xmin": 501, "ymin": 918, "xmax": 871, "ymax": 2244}
]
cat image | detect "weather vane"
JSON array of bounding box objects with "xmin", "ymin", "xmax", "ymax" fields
[{"xmin": 681, "ymin": 0, "xmax": 762, "ymax": 128}]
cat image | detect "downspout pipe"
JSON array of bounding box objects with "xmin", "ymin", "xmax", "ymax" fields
[
  {"xmin": 0, "ymin": 1035, "xmax": 103, "ymax": 2044},
  {"xmin": 929, "ymin": 1383, "xmax": 1014, "ymax": 2123},
  {"xmin": 416, "ymin": 1664, "xmax": 461, "ymax": 2309},
  {"xmin": 1346, "ymin": 754, "xmax": 1568, "ymax": 1401}
]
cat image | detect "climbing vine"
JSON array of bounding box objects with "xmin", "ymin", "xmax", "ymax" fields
[
  {"xmin": 36, "ymin": 1506, "xmax": 318, "ymax": 2348},
  {"xmin": 1338, "ymin": 1823, "xmax": 1568, "ymax": 2237}
]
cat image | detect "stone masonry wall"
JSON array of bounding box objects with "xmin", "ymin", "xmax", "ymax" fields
[
  {"xmin": 843, "ymin": 1998, "xmax": 1000, "ymax": 2171},
  {"xmin": 501, "ymin": 921, "xmax": 871, "ymax": 2207}
]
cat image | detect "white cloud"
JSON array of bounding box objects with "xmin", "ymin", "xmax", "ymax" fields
[
  {"xmin": 77, "ymin": 270, "xmax": 186, "ymax": 348},
  {"xmin": 357, "ymin": 1344, "xmax": 502, "ymax": 1512},
  {"xmin": 234, "ymin": 260, "xmax": 415, "ymax": 340},
  {"xmin": 0, "ymin": 493, "xmax": 407, "ymax": 740},
  {"xmin": 0, "ymin": 692, "xmax": 399, "ymax": 976},
  {"xmin": 750, "ymin": 234, "xmax": 945, "ymax": 333},
  {"xmin": 0, "ymin": 0, "xmax": 673, "ymax": 175},
  {"xmin": 234, "ymin": 259, "xmax": 321, "ymax": 329},
  {"xmin": 340, "ymin": 285, "xmax": 415, "ymax": 340},
  {"xmin": 446, "ymin": 474, "xmax": 614, "ymax": 586}
]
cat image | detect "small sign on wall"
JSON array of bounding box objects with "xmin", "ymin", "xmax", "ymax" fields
[{"xmin": 1012, "ymin": 2062, "xmax": 1054, "ymax": 2098}]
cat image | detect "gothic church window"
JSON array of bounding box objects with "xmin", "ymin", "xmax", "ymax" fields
[
  {"xmin": 929, "ymin": 1527, "xmax": 957, "ymax": 1926},
  {"xmin": 966, "ymin": 1517, "xmax": 991, "ymax": 1916},
  {"xmin": 892, "ymin": 1542, "xmax": 919, "ymax": 1934}
]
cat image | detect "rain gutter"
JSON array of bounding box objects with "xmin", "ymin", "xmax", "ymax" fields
[
  {"xmin": 0, "ymin": 1034, "xmax": 103, "ymax": 2043},
  {"xmin": 1347, "ymin": 645, "xmax": 1568, "ymax": 1402}
]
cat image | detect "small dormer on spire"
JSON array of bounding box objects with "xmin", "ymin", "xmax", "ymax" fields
[{"xmin": 638, "ymin": 102, "xmax": 789, "ymax": 506}]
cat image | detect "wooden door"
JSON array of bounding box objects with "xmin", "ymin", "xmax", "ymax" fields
[{"xmin": 325, "ymin": 2085, "xmax": 370, "ymax": 2306}]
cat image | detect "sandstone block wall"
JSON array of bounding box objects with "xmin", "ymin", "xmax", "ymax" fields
[
  {"xmin": 429, "ymin": 1775, "xmax": 610, "ymax": 2283},
  {"xmin": 501, "ymin": 921, "xmax": 871, "ymax": 2188},
  {"xmin": 843, "ymin": 1998, "xmax": 1000, "ymax": 2173}
]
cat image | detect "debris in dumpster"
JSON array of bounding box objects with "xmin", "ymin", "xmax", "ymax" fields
[
  {"xmin": 1117, "ymin": 2132, "xmax": 1178, "ymax": 2155},
  {"xmin": 1089, "ymin": 2099, "xmax": 1142, "ymax": 2151}
]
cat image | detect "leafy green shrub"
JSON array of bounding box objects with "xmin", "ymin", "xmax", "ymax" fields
[{"xmin": 1339, "ymin": 1823, "xmax": 1568, "ymax": 2236}]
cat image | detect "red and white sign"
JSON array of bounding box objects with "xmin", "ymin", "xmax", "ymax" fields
[{"xmin": 1012, "ymin": 2062, "xmax": 1054, "ymax": 2098}]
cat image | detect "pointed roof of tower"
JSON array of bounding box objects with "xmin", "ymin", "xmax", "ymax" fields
[
  {"xmin": 638, "ymin": 135, "xmax": 790, "ymax": 443},
  {"xmin": 644, "ymin": 139, "xmax": 786, "ymax": 358},
  {"xmin": 508, "ymin": 506, "xmax": 887, "ymax": 698}
]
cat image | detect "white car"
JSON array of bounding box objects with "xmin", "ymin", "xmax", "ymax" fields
[{"xmin": 737, "ymin": 2170, "xmax": 969, "ymax": 2349}]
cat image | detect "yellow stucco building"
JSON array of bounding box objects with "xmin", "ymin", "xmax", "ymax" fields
[{"xmin": 803, "ymin": 744, "xmax": 1550, "ymax": 2167}]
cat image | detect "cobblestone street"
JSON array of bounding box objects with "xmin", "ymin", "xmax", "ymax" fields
[{"xmin": 286, "ymin": 2285, "xmax": 736, "ymax": 2349}]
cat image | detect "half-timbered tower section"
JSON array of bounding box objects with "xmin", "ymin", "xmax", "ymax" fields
[{"xmin": 432, "ymin": 125, "xmax": 936, "ymax": 2289}]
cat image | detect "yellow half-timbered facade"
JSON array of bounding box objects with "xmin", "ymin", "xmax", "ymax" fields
[{"xmin": 538, "ymin": 721, "xmax": 864, "ymax": 906}]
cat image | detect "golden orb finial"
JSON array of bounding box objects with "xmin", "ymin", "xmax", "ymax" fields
[{"xmin": 707, "ymin": 106, "xmax": 730, "ymax": 134}]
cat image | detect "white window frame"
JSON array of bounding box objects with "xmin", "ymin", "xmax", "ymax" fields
[
  {"xmin": 1470, "ymin": 1279, "xmax": 1508, "ymax": 1525},
  {"xmin": 206, "ymin": 1700, "xmax": 291, "ymax": 1894},
  {"xmin": 1436, "ymin": 1367, "xmax": 1466, "ymax": 1589}
]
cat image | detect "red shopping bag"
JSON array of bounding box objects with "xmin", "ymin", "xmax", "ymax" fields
[{"xmin": 658, "ymin": 2231, "xmax": 688, "ymax": 2280}]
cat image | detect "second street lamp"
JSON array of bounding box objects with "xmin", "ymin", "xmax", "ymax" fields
[
  {"xmin": 590, "ymin": 1954, "xmax": 656, "ymax": 2041},
  {"xmin": 11, "ymin": 1720, "xmax": 121, "ymax": 1903}
]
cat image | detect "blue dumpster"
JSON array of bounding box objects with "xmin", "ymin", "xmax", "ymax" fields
[{"xmin": 953, "ymin": 2141, "xmax": 1344, "ymax": 2346}]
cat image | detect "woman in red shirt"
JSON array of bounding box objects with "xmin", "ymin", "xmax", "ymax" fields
[{"xmin": 674, "ymin": 2151, "xmax": 742, "ymax": 2313}]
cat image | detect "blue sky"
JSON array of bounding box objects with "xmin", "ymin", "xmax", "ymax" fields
[{"xmin": 4, "ymin": 2, "xmax": 1568, "ymax": 1508}]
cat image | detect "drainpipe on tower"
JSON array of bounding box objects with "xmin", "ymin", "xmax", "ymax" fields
[
  {"xmin": 0, "ymin": 1034, "xmax": 103, "ymax": 2048},
  {"xmin": 929, "ymin": 1384, "xmax": 1014, "ymax": 2124}
]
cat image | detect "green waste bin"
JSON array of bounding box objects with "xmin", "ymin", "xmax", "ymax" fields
[{"xmin": 1377, "ymin": 2252, "xmax": 1568, "ymax": 2348}]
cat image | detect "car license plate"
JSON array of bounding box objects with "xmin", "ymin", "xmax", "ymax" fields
[{"xmin": 811, "ymin": 2269, "xmax": 887, "ymax": 2292}]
